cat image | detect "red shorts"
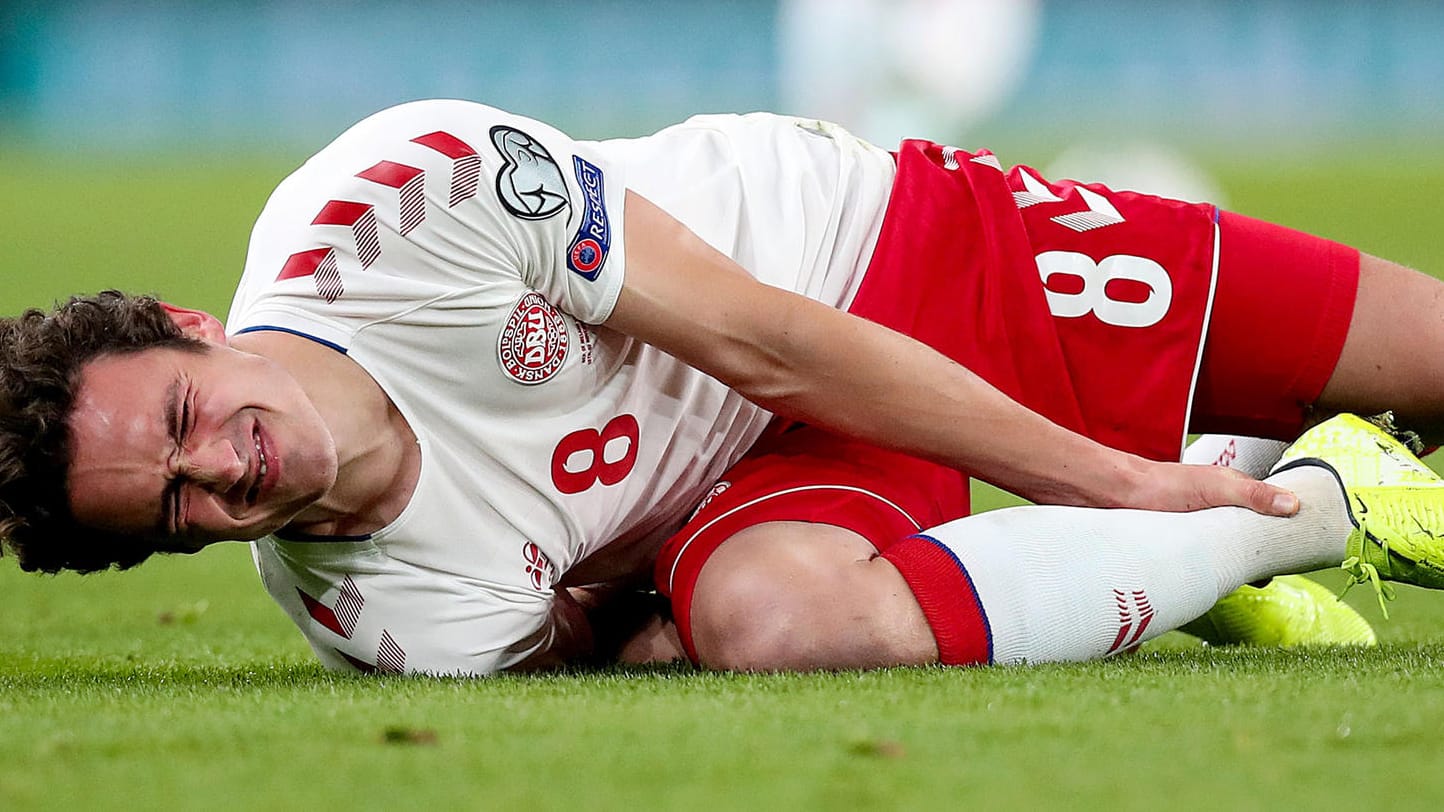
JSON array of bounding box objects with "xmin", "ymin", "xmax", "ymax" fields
[
  {"xmin": 655, "ymin": 140, "xmax": 1360, "ymax": 662},
  {"xmin": 848, "ymin": 141, "xmax": 1360, "ymax": 459},
  {"xmin": 655, "ymin": 425, "xmax": 970, "ymax": 663}
]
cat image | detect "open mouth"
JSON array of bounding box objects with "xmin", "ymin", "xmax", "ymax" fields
[{"xmin": 246, "ymin": 424, "xmax": 270, "ymax": 506}]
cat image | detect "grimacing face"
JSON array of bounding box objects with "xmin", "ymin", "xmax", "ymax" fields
[{"xmin": 66, "ymin": 341, "xmax": 338, "ymax": 548}]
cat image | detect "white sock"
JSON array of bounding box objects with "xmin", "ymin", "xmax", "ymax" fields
[
  {"xmin": 1181, "ymin": 434, "xmax": 1288, "ymax": 477},
  {"xmin": 913, "ymin": 465, "xmax": 1352, "ymax": 664}
]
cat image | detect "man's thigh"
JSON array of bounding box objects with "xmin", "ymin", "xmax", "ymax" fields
[
  {"xmin": 1316, "ymin": 253, "xmax": 1444, "ymax": 438},
  {"xmin": 851, "ymin": 144, "xmax": 1219, "ymax": 460},
  {"xmin": 850, "ymin": 142, "xmax": 1362, "ymax": 456},
  {"xmin": 1191, "ymin": 211, "xmax": 1359, "ymax": 439}
]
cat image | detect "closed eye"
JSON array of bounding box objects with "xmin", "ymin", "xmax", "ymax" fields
[
  {"xmin": 173, "ymin": 389, "xmax": 197, "ymax": 531},
  {"xmin": 157, "ymin": 377, "xmax": 189, "ymax": 538},
  {"xmin": 181, "ymin": 389, "xmax": 194, "ymax": 444},
  {"xmin": 163, "ymin": 480, "xmax": 181, "ymax": 537}
]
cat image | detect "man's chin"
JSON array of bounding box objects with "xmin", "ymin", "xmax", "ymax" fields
[
  {"xmin": 158, "ymin": 525, "xmax": 278, "ymax": 553},
  {"xmin": 151, "ymin": 535, "xmax": 220, "ymax": 555}
]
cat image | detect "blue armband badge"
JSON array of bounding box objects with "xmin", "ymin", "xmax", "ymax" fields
[{"xmin": 567, "ymin": 156, "xmax": 612, "ymax": 281}]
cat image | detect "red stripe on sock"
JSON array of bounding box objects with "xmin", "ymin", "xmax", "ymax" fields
[
  {"xmin": 1108, "ymin": 623, "xmax": 1133, "ymax": 655},
  {"xmin": 882, "ymin": 535, "xmax": 992, "ymax": 665}
]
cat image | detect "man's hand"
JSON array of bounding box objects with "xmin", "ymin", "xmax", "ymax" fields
[
  {"xmin": 1120, "ymin": 460, "xmax": 1299, "ymax": 516},
  {"xmin": 569, "ymin": 585, "xmax": 679, "ymax": 666},
  {"xmin": 505, "ymin": 588, "xmax": 596, "ymax": 671},
  {"xmin": 508, "ymin": 583, "xmax": 678, "ymax": 671},
  {"xmin": 615, "ymin": 613, "xmax": 685, "ymax": 665}
]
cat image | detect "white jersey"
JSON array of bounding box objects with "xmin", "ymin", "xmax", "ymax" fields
[{"xmin": 231, "ymin": 99, "xmax": 895, "ymax": 675}]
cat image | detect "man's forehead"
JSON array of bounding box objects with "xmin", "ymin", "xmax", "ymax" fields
[
  {"xmin": 66, "ymin": 366, "xmax": 178, "ymax": 535},
  {"xmin": 70, "ymin": 354, "xmax": 182, "ymax": 436},
  {"xmin": 79, "ymin": 343, "xmax": 206, "ymax": 391}
]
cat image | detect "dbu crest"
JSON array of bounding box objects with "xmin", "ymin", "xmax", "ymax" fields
[{"xmin": 497, "ymin": 292, "xmax": 570, "ymax": 385}]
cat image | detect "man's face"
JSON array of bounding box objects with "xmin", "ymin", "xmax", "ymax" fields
[{"xmin": 66, "ymin": 342, "xmax": 338, "ymax": 548}]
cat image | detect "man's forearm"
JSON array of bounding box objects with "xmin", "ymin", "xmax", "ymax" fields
[
  {"xmin": 611, "ymin": 191, "xmax": 1295, "ymax": 516},
  {"xmin": 729, "ymin": 295, "xmax": 1153, "ymax": 507}
]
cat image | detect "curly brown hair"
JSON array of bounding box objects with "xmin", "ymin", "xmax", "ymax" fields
[{"xmin": 0, "ymin": 290, "xmax": 205, "ymax": 573}]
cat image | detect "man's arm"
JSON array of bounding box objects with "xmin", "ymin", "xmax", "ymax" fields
[
  {"xmin": 506, "ymin": 584, "xmax": 677, "ymax": 670},
  {"xmin": 503, "ymin": 589, "xmax": 594, "ymax": 671},
  {"xmin": 606, "ymin": 191, "xmax": 1296, "ymax": 515}
]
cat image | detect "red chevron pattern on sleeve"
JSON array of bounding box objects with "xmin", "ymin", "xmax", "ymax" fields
[
  {"xmin": 376, "ymin": 631, "xmax": 406, "ymax": 674},
  {"xmin": 312, "ymin": 200, "xmax": 381, "ymax": 269},
  {"xmin": 335, "ymin": 634, "xmax": 407, "ymax": 675},
  {"xmin": 275, "ymin": 130, "xmax": 481, "ymax": 302},
  {"xmin": 298, "ymin": 588, "xmax": 347, "ymax": 638},
  {"xmin": 278, "ymin": 247, "xmax": 344, "ymax": 303},
  {"xmin": 337, "ymin": 650, "xmax": 377, "ymax": 673},
  {"xmin": 412, "ymin": 131, "xmax": 480, "ymax": 207},
  {"xmin": 333, "ymin": 575, "xmax": 364, "ymax": 632},
  {"xmin": 296, "ymin": 575, "xmax": 365, "ymax": 639},
  {"xmin": 357, "ymin": 161, "xmax": 426, "ymax": 235}
]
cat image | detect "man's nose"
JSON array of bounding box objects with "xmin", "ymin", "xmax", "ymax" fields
[{"xmin": 181, "ymin": 437, "xmax": 245, "ymax": 491}]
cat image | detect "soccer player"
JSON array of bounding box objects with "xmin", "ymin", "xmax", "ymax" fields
[{"xmin": 2, "ymin": 99, "xmax": 1442, "ymax": 674}]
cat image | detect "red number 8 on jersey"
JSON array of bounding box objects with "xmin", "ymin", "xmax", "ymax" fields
[{"xmin": 550, "ymin": 414, "xmax": 640, "ymax": 494}]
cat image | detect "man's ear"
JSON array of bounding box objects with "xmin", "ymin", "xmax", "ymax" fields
[{"xmin": 158, "ymin": 303, "xmax": 228, "ymax": 344}]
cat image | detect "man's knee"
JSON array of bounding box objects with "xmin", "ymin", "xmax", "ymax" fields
[
  {"xmin": 689, "ymin": 534, "xmax": 820, "ymax": 671},
  {"xmin": 684, "ymin": 521, "xmax": 936, "ymax": 671}
]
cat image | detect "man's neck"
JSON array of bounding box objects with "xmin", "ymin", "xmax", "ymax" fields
[{"xmin": 232, "ymin": 330, "xmax": 420, "ymax": 538}]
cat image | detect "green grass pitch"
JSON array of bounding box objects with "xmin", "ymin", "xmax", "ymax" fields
[{"xmin": 4, "ymin": 145, "xmax": 1444, "ymax": 810}]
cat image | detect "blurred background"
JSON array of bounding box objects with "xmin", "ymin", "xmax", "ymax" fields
[
  {"xmin": 5, "ymin": 0, "xmax": 1444, "ymax": 314},
  {"xmin": 5, "ymin": 0, "xmax": 1444, "ymax": 726},
  {"xmin": 5, "ymin": 9, "xmax": 1444, "ymax": 806},
  {"xmin": 6, "ymin": 0, "xmax": 1444, "ymax": 151}
]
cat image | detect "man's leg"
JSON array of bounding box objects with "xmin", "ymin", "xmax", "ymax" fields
[
  {"xmin": 693, "ymin": 413, "xmax": 1444, "ymax": 670},
  {"xmin": 1197, "ymin": 217, "xmax": 1444, "ymax": 443},
  {"xmin": 1180, "ymin": 434, "xmax": 1287, "ymax": 474},
  {"xmin": 688, "ymin": 433, "xmax": 1368, "ymax": 668},
  {"xmin": 1318, "ymin": 254, "xmax": 1444, "ymax": 437},
  {"xmin": 653, "ymin": 425, "xmax": 973, "ymax": 667},
  {"xmin": 690, "ymin": 522, "xmax": 938, "ymax": 670},
  {"xmin": 690, "ymin": 463, "xmax": 1351, "ymax": 669},
  {"xmin": 1178, "ymin": 433, "xmax": 1376, "ymax": 647}
]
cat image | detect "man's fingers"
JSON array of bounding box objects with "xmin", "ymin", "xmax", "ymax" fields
[
  {"xmin": 1117, "ymin": 461, "xmax": 1299, "ymax": 515},
  {"xmin": 1255, "ymin": 480, "xmax": 1300, "ymax": 517},
  {"xmin": 1211, "ymin": 468, "xmax": 1299, "ymax": 517}
]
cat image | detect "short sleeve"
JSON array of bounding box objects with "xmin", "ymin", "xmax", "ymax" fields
[
  {"xmin": 228, "ymin": 99, "xmax": 628, "ymax": 335},
  {"xmin": 252, "ymin": 538, "xmax": 556, "ymax": 676}
]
